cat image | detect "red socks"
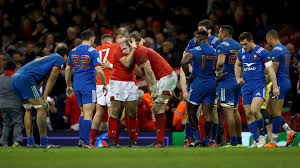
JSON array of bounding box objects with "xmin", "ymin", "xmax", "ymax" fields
[
  {"xmin": 128, "ymin": 116, "xmax": 137, "ymax": 138},
  {"xmin": 90, "ymin": 129, "xmax": 98, "ymax": 143},
  {"xmin": 155, "ymin": 113, "xmax": 166, "ymax": 144},
  {"xmin": 108, "ymin": 117, "xmax": 118, "ymax": 138},
  {"xmin": 115, "ymin": 120, "xmax": 122, "ymax": 144}
]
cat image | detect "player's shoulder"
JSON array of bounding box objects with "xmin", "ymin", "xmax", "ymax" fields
[
  {"xmin": 210, "ymin": 35, "xmax": 220, "ymax": 44},
  {"xmin": 255, "ymin": 45, "xmax": 269, "ymax": 55},
  {"xmin": 188, "ymin": 38, "xmax": 196, "ymax": 44}
]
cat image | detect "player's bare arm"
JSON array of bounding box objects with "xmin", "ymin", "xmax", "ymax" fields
[
  {"xmin": 216, "ymin": 53, "xmax": 227, "ymax": 80},
  {"xmin": 265, "ymin": 62, "xmax": 280, "ymax": 96},
  {"xmin": 65, "ymin": 65, "xmax": 73, "ymax": 94},
  {"xmin": 133, "ymin": 63, "xmax": 145, "ymax": 78},
  {"xmin": 181, "ymin": 53, "xmax": 193, "ymax": 77},
  {"xmin": 95, "ymin": 66, "xmax": 108, "ymax": 94},
  {"xmin": 180, "ymin": 51, "xmax": 191, "ymax": 100},
  {"xmin": 43, "ymin": 66, "xmax": 61, "ymax": 100},
  {"xmin": 102, "ymin": 61, "xmax": 113, "ymax": 69},
  {"xmin": 119, "ymin": 39, "xmax": 137, "ymax": 68},
  {"xmin": 234, "ymin": 58, "xmax": 244, "ymax": 85}
]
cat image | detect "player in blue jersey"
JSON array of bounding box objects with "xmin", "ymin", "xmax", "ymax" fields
[
  {"xmin": 11, "ymin": 43, "xmax": 69, "ymax": 148},
  {"xmin": 216, "ymin": 25, "xmax": 243, "ymax": 147},
  {"xmin": 181, "ymin": 19, "xmax": 221, "ymax": 147},
  {"xmin": 65, "ymin": 30, "xmax": 107, "ymax": 148},
  {"xmin": 181, "ymin": 30, "xmax": 217, "ymax": 147},
  {"xmin": 235, "ymin": 32, "xmax": 279, "ymax": 148},
  {"xmin": 264, "ymin": 30, "xmax": 296, "ymax": 147}
]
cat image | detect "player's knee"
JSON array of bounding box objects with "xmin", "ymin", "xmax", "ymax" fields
[
  {"xmin": 23, "ymin": 104, "xmax": 33, "ymax": 110},
  {"xmin": 110, "ymin": 109, "xmax": 120, "ymax": 119}
]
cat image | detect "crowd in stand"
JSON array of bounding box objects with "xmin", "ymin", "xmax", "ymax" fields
[{"xmin": 0, "ymin": 0, "xmax": 299, "ymax": 138}]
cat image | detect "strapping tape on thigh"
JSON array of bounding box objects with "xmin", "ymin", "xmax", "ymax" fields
[
  {"xmin": 23, "ymin": 104, "xmax": 33, "ymax": 110},
  {"xmin": 220, "ymin": 102, "xmax": 234, "ymax": 108},
  {"xmin": 154, "ymin": 97, "xmax": 169, "ymax": 104},
  {"xmin": 33, "ymin": 102, "xmax": 48, "ymax": 109}
]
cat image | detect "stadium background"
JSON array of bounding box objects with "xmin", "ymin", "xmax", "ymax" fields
[{"xmin": 0, "ymin": 0, "xmax": 300, "ymax": 147}]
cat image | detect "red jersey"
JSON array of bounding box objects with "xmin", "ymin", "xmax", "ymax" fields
[
  {"xmin": 95, "ymin": 42, "xmax": 116, "ymax": 85},
  {"xmin": 134, "ymin": 45, "xmax": 173, "ymax": 80},
  {"xmin": 111, "ymin": 44, "xmax": 135, "ymax": 81}
]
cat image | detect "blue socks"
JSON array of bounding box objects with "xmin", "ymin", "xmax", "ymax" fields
[
  {"xmin": 40, "ymin": 136, "xmax": 48, "ymax": 147},
  {"xmin": 83, "ymin": 120, "xmax": 92, "ymax": 145},
  {"xmin": 27, "ymin": 136, "xmax": 35, "ymax": 146},
  {"xmin": 211, "ymin": 123, "xmax": 218, "ymax": 141},
  {"xmin": 256, "ymin": 117, "xmax": 265, "ymax": 136},
  {"xmin": 230, "ymin": 136, "xmax": 237, "ymax": 146},
  {"xmin": 248, "ymin": 121, "xmax": 259, "ymax": 142},
  {"xmin": 272, "ymin": 116, "xmax": 281, "ymax": 133},
  {"xmin": 193, "ymin": 129, "xmax": 200, "ymax": 140},
  {"xmin": 79, "ymin": 116, "xmax": 84, "ymax": 139},
  {"xmin": 184, "ymin": 123, "xmax": 193, "ymax": 140},
  {"xmin": 237, "ymin": 136, "xmax": 242, "ymax": 144}
]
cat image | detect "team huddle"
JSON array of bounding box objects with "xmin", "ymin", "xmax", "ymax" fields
[{"xmin": 11, "ymin": 19, "xmax": 296, "ymax": 148}]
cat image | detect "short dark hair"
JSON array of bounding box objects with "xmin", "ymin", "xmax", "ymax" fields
[
  {"xmin": 55, "ymin": 43, "xmax": 69, "ymax": 56},
  {"xmin": 195, "ymin": 30, "xmax": 209, "ymax": 39},
  {"xmin": 239, "ymin": 32, "xmax": 253, "ymax": 42},
  {"xmin": 81, "ymin": 30, "xmax": 95, "ymax": 41},
  {"xmin": 5, "ymin": 61, "xmax": 16, "ymax": 71},
  {"xmin": 220, "ymin": 25, "xmax": 234, "ymax": 37},
  {"xmin": 129, "ymin": 32, "xmax": 141, "ymax": 42},
  {"xmin": 266, "ymin": 29, "xmax": 279, "ymax": 39},
  {"xmin": 101, "ymin": 34, "xmax": 113, "ymax": 43},
  {"xmin": 197, "ymin": 19, "xmax": 214, "ymax": 31}
]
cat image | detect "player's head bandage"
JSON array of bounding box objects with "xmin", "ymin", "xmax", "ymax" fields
[
  {"xmin": 23, "ymin": 104, "xmax": 33, "ymax": 110},
  {"xmin": 264, "ymin": 60, "xmax": 273, "ymax": 68},
  {"xmin": 220, "ymin": 101, "xmax": 235, "ymax": 108}
]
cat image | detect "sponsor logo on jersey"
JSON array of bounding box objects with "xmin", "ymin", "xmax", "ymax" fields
[
  {"xmin": 243, "ymin": 63, "xmax": 256, "ymax": 71},
  {"xmin": 256, "ymin": 92, "xmax": 261, "ymax": 96}
]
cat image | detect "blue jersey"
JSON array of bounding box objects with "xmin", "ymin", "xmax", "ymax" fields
[
  {"xmin": 188, "ymin": 43, "xmax": 217, "ymax": 80},
  {"xmin": 185, "ymin": 35, "xmax": 221, "ymax": 52},
  {"xmin": 216, "ymin": 39, "xmax": 242, "ymax": 80},
  {"xmin": 237, "ymin": 45, "xmax": 271, "ymax": 88},
  {"xmin": 15, "ymin": 53, "xmax": 64, "ymax": 81},
  {"xmin": 67, "ymin": 44, "xmax": 101, "ymax": 90},
  {"xmin": 270, "ymin": 43, "xmax": 290, "ymax": 80}
]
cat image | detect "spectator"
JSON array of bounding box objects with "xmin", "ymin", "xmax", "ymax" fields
[
  {"xmin": 0, "ymin": 61, "xmax": 23, "ymax": 146},
  {"xmin": 65, "ymin": 91, "xmax": 81, "ymax": 131},
  {"xmin": 0, "ymin": 54, "xmax": 8, "ymax": 74},
  {"xmin": 137, "ymin": 90, "xmax": 155, "ymax": 131}
]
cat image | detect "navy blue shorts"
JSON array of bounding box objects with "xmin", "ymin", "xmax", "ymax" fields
[
  {"xmin": 187, "ymin": 78, "xmax": 216, "ymax": 105},
  {"xmin": 11, "ymin": 74, "xmax": 42, "ymax": 100},
  {"xmin": 74, "ymin": 89, "xmax": 96, "ymax": 106}
]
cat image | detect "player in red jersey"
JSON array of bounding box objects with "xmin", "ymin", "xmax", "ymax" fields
[
  {"xmin": 89, "ymin": 34, "xmax": 117, "ymax": 147},
  {"xmin": 120, "ymin": 39, "xmax": 178, "ymax": 147},
  {"xmin": 106, "ymin": 32, "xmax": 143, "ymax": 147}
]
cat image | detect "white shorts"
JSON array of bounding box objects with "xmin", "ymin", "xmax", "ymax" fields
[
  {"xmin": 157, "ymin": 71, "xmax": 178, "ymax": 95},
  {"xmin": 108, "ymin": 80, "xmax": 138, "ymax": 102},
  {"xmin": 96, "ymin": 85, "xmax": 111, "ymax": 106}
]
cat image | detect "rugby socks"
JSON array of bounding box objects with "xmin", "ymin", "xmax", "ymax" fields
[
  {"xmin": 115, "ymin": 120, "xmax": 122, "ymax": 144},
  {"xmin": 108, "ymin": 117, "xmax": 118, "ymax": 139},
  {"xmin": 271, "ymin": 116, "xmax": 281, "ymax": 144},
  {"xmin": 193, "ymin": 129, "xmax": 201, "ymax": 140},
  {"xmin": 27, "ymin": 136, "xmax": 35, "ymax": 146},
  {"xmin": 83, "ymin": 120, "xmax": 92, "ymax": 145},
  {"xmin": 90, "ymin": 129, "xmax": 98, "ymax": 143},
  {"xmin": 237, "ymin": 136, "xmax": 242, "ymax": 144},
  {"xmin": 155, "ymin": 113, "xmax": 166, "ymax": 144},
  {"xmin": 211, "ymin": 123, "xmax": 219, "ymax": 141},
  {"xmin": 128, "ymin": 116, "xmax": 137, "ymax": 138},
  {"xmin": 40, "ymin": 136, "xmax": 48, "ymax": 147},
  {"xmin": 230, "ymin": 136, "xmax": 237, "ymax": 146},
  {"xmin": 184, "ymin": 123, "xmax": 193, "ymax": 140},
  {"xmin": 79, "ymin": 116, "xmax": 84, "ymax": 139},
  {"xmin": 281, "ymin": 117, "xmax": 292, "ymax": 134},
  {"xmin": 256, "ymin": 117, "xmax": 265, "ymax": 136},
  {"xmin": 204, "ymin": 122, "xmax": 213, "ymax": 139},
  {"xmin": 248, "ymin": 121, "xmax": 259, "ymax": 142}
]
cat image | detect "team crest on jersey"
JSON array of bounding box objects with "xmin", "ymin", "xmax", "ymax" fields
[{"xmin": 253, "ymin": 54, "xmax": 258, "ymax": 59}]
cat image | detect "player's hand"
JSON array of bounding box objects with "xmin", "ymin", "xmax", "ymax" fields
[
  {"xmin": 101, "ymin": 61, "xmax": 113, "ymax": 69},
  {"xmin": 66, "ymin": 87, "xmax": 73, "ymax": 97},
  {"xmin": 216, "ymin": 72, "xmax": 228, "ymax": 81},
  {"xmin": 236, "ymin": 78, "xmax": 245, "ymax": 85},
  {"xmin": 129, "ymin": 38, "xmax": 137, "ymax": 49},
  {"xmin": 103, "ymin": 85, "xmax": 108, "ymax": 96},
  {"xmin": 273, "ymin": 87, "xmax": 280, "ymax": 97}
]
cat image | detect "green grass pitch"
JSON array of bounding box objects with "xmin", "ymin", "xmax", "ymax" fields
[{"xmin": 1, "ymin": 147, "xmax": 300, "ymax": 168}]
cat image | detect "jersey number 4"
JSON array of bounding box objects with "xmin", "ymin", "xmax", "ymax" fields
[
  {"xmin": 71, "ymin": 55, "xmax": 90, "ymax": 69},
  {"xmin": 99, "ymin": 48, "xmax": 110, "ymax": 63},
  {"xmin": 202, "ymin": 55, "xmax": 217, "ymax": 70}
]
